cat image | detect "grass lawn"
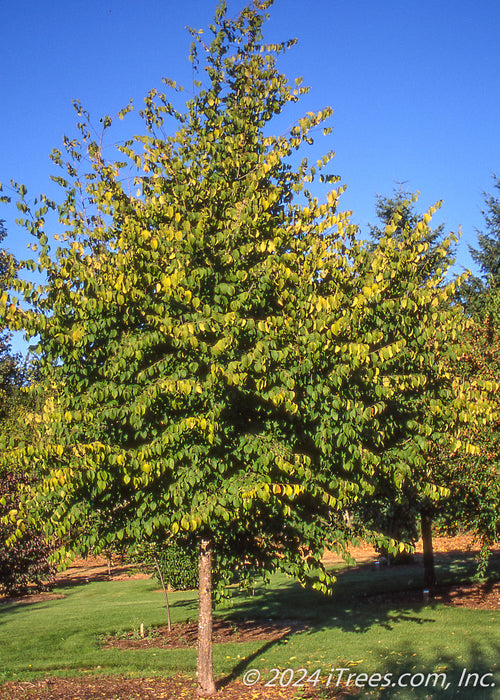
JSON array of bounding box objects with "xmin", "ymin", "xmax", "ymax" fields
[{"xmin": 0, "ymin": 552, "xmax": 499, "ymax": 698}]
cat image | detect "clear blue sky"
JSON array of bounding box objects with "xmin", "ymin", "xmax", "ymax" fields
[{"xmin": 1, "ymin": 0, "xmax": 500, "ymax": 353}]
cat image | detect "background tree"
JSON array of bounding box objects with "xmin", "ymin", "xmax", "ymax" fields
[
  {"xmin": 442, "ymin": 175, "xmax": 500, "ymax": 573},
  {"xmin": 439, "ymin": 287, "xmax": 500, "ymax": 574},
  {"xmin": 368, "ymin": 186, "xmax": 454, "ymax": 282},
  {"xmin": 0, "ymin": 1, "xmax": 493, "ymax": 694},
  {"xmin": 0, "ymin": 220, "xmax": 24, "ymax": 421},
  {"xmin": 460, "ymin": 174, "xmax": 500, "ymax": 318},
  {"xmin": 0, "ymin": 470, "xmax": 56, "ymax": 597},
  {"xmin": 0, "ymin": 222, "xmax": 56, "ymax": 596},
  {"xmin": 353, "ymin": 190, "xmax": 458, "ymax": 585}
]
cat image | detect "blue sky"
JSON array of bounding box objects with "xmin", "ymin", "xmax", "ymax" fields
[{"xmin": 1, "ymin": 0, "xmax": 500, "ymax": 353}]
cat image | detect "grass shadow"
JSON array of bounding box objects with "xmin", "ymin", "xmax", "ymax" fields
[
  {"xmin": 217, "ymin": 636, "xmax": 289, "ymax": 690},
  {"xmin": 365, "ymin": 639, "xmax": 500, "ymax": 698}
]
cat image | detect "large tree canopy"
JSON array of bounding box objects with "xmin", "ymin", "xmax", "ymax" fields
[{"xmin": 0, "ymin": 1, "xmax": 494, "ymax": 694}]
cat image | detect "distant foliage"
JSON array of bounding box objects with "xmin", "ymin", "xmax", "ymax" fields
[
  {"xmin": 461, "ymin": 174, "xmax": 500, "ymax": 318},
  {"xmin": 439, "ymin": 301, "xmax": 500, "ymax": 574},
  {"xmin": 0, "ymin": 220, "xmax": 25, "ymax": 423},
  {"xmin": 368, "ymin": 187, "xmax": 454, "ymax": 283},
  {"xmin": 129, "ymin": 539, "xmax": 198, "ymax": 591},
  {"xmin": 154, "ymin": 541, "xmax": 198, "ymax": 591},
  {"xmin": 352, "ymin": 492, "xmax": 419, "ymax": 564},
  {"xmin": 0, "ymin": 472, "xmax": 56, "ymax": 596}
]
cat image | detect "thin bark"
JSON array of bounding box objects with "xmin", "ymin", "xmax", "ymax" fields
[
  {"xmin": 421, "ymin": 507, "xmax": 436, "ymax": 591},
  {"xmin": 197, "ymin": 537, "xmax": 216, "ymax": 697},
  {"xmin": 153, "ymin": 556, "xmax": 171, "ymax": 632}
]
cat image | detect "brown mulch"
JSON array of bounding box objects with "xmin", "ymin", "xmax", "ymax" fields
[
  {"xmin": 103, "ymin": 618, "xmax": 309, "ymax": 650},
  {"xmin": 364, "ymin": 579, "xmax": 500, "ymax": 610},
  {"xmin": 0, "ymin": 675, "xmax": 354, "ymax": 699},
  {"xmin": 435, "ymin": 579, "xmax": 500, "ymax": 609}
]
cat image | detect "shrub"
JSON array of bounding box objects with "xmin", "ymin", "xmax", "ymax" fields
[
  {"xmin": 0, "ymin": 472, "xmax": 56, "ymax": 596},
  {"xmin": 154, "ymin": 540, "xmax": 198, "ymax": 591}
]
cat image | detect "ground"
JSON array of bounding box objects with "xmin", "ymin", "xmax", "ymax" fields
[
  {"xmin": 0, "ymin": 676, "xmax": 356, "ymax": 699},
  {"xmin": 0, "ymin": 535, "xmax": 498, "ymax": 699}
]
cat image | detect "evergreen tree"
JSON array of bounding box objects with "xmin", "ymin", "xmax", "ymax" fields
[
  {"xmin": 368, "ymin": 186, "xmax": 455, "ymax": 282},
  {"xmin": 461, "ymin": 174, "xmax": 500, "ymax": 318}
]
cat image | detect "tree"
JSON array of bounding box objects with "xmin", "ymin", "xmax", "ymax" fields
[
  {"xmin": 368, "ymin": 186, "xmax": 455, "ymax": 283},
  {"xmin": 354, "ymin": 189, "xmax": 457, "ymax": 585},
  {"xmin": 447, "ymin": 175, "xmax": 500, "ymax": 572},
  {"xmin": 439, "ymin": 288, "xmax": 500, "ymax": 574},
  {"xmin": 0, "ymin": 223, "xmax": 55, "ymax": 596},
  {"xmin": 0, "ymin": 471, "xmax": 56, "ymax": 596},
  {"xmin": 0, "ymin": 220, "xmax": 24, "ymax": 421},
  {"xmin": 461, "ymin": 174, "xmax": 500, "ymax": 318},
  {"xmin": 0, "ymin": 2, "xmax": 492, "ymax": 694}
]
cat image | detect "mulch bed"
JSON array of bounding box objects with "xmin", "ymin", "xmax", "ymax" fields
[
  {"xmin": 103, "ymin": 618, "xmax": 309, "ymax": 650},
  {"xmin": 0, "ymin": 675, "xmax": 355, "ymax": 699},
  {"xmin": 363, "ymin": 579, "xmax": 500, "ymax": 610}
]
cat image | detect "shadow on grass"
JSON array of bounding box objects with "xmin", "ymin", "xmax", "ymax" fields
[
  {"xmin": 216, "ymin": 630, "xmax": 500, "ymax": 699},
  {"xmin": 217, "ymin": 555, "xmax": 500, "ymax": 698},
  {"xmin": 219, "ymin": 552, "xmax": 500, "ymax": 632},
  {"xmin": 218, "ymin": 567, "xmax": 436, "ymax": 636},
  {"xmin": 0, "ymin": 597, "xmax": 68, "ymax": 624},
  {"xmin": 217, "ymin": 636, "xmax": 288, "ymax": 690},
  {"xmin": 364, "ymin": 640, "xmax": 500, "ymax": 699}
]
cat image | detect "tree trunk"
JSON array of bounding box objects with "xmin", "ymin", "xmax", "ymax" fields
[
  {"xmin": 197, "ymin": 537, "xmax": 216, "ymax": 697},
  {"xmin": 421, "ymin": 507, "xmax": 436, "ymax": 591}
]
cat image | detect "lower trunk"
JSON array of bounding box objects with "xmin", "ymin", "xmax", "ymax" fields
[
  {"xmin": 197, "ymin": 537, "xmax": 216, "ymax": 697},
  {"xmin": 421, "ymin": 507, "xmax": 436, "ymax": 591}
]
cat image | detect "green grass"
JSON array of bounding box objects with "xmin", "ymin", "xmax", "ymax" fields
[{"xmin": 0, "ymin": 553, "xmax": 499, "ymax": 698}]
